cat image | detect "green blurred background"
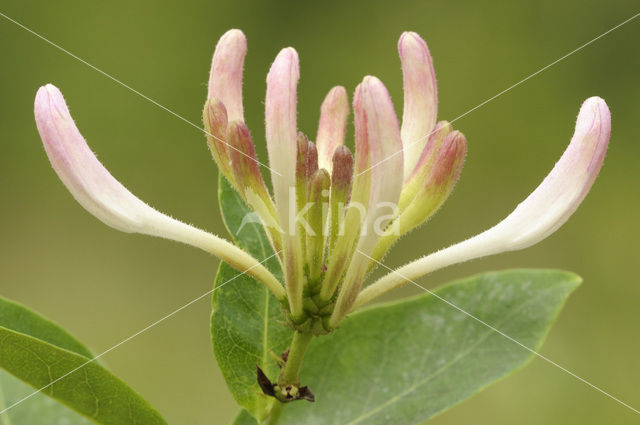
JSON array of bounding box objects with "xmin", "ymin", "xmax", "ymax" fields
[{"xmin": 1, "ymin": 0, "xmax": 639, "ymax": 423}]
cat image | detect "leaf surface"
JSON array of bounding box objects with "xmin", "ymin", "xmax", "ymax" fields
[
  {"xmin": 0, "ymin": 370, "xmax": 93, "ymax": 425},
  {"xmin": 278, "ymin": 269, "xmax": 580, "ymax": 424},
  {"xmin": 0, "ymin": 296, "xmax": 168, "ymax": 425},
  {"xmin": 0, "ymin": 297, "xmax": 93, "ymax": 358},
  {"xmin": 212, "ymin": 176, "xmax": 292, "ymax": 421}
]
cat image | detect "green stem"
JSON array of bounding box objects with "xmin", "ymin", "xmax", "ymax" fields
[
  {"xmin": 263, "ymin": 331, "xmax": 313, "ymax": 425},
  {"xmin": 280, "ymin": 331, "xmax": 313, "ymax": 385}
]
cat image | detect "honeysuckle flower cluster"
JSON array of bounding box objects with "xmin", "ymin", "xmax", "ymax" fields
[{"xmin": 34, "ymin": 30, "xmax": 610, "ymax": 340}]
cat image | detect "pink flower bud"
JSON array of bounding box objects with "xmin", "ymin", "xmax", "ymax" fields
[
  {"xmin": 227, "ymin": 121, "xmax": 268, "ymax": 199},
  {"xmin": 316, "ymin": 86, "xmax": 349, "ymax": 172},
  {"xmin": 399, "ymin": 31, "xmax": 438, "ymax": 179},
  {"xmin": 356, "ymin": 76, "xmax": 403, "ymax": 252},
  {"xmin": 208, "ymin": 29, "xmax": 246, "ymax": 122},
  {"xmin": 266, "ymin": 47, "xmax": 300, "ymax": 232},
  {"xmin": 330, "ymin": 145, "xmax": 354, "ymax": 201},
  {"xmin": 401, "ymin": 130, "xmax": 467, "ymax": 232},
  {"xmin": 328, "ymin": 145, "xmax": 354, "ymax": 250},
  {"xmin": 399, "ymin": 120, "xmax": 453, "ymax": 211},
  {"xmin": 265, "ymin": 47, "xmax": 304, "ymax": 319},
  {"xmin": 203, "ymin": 97, "xmax": 236, "ymax": 188}
]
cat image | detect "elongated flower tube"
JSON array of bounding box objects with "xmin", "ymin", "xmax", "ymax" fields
[
  {"xmin": 203, "ymin": 31, "xmax": 464, "ymax": 332},
  {"xmin": 266, "ymin": 47, "xmax": 305, "ymax": 320},
  {"xmin": 329, "ymin": 76, "xmax": 404, "ymax": 324},
  {"xmin": 36, "ymin": 28, "xmax": 611, "ymax": 343},
  {"xmin": 316, "ymin": 86, "xmax": 349, "ymax": 173},
  {"xmin": 318, "ymin": 82, "xmax": 372, "ymax": 304},
  {"xmin": 35, "ymin": 29, "xmax": 612, "ymax": 407},
  {"xmin": 399, "ymin": 31, "xmax": 438, "ymax": 180},
  {"xmin": 355, "ymin": 96, "xmax": 611, "ymax": 309},
  {"xmin": 208, "ymin": 29, "xmax": 246, "ymax": 122},
  {"xmin": 34, "ymin": 84, "xmax": 285, "ymax": 301}
]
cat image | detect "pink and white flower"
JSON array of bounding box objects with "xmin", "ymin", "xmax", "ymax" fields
[{"xmin": 34, "ymin": 29, "xmax": 610, "ymax": 330}]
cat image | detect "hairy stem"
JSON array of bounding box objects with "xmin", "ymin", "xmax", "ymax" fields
[
  {"xmin": 264, "ymin": 331, "xmax": 313, "ymax": 424},
  {"xmin": 280, "ymin": 331, "xmax": 313, "ymax": 385}
]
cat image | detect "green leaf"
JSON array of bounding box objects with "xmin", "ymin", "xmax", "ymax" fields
[
  {"xmin": 212, "ymin": 176, "xmax": 293, "ymax": 421},
  {"xmin": 0, "ymin": 297, "xmax": 93, "ymax": 358},
  {"xmin": 278, "ymin": 269, "xmax": 580, "ymax": 425},
  {"xmin": 0, "ymin": 370, "xmax": 93, "ymax": 425},
  {"xmin": 0, "ymin": 297, "xmax": 93, "ymax": 423},
  {"xmin": 0, "ymin": 296, "xmax": 168, "ymax": 425}
]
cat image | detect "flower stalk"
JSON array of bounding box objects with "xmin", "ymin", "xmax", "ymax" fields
[{"xmin": 279, "ymin": 331, "xmax": 314, "ymax": 388}]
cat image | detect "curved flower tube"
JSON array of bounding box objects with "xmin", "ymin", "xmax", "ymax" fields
[
  {"xmin": 265, "ymin": 47, "xmax": 305, "ymax": 319},
  {"xmin": 196, "ymin": 29, "xmax": 611, "ymax": 331},
  {"xmin": 316, "ymin": 86, "xmax": 349, "ymax": 173},
  {"xmin": 35, "ymin": 28, "xmax": 611, "ymax": 336},
  {"xmin": 354, "ymin": 96, "xmax": 611, "ymax": 309},
  {"xmin": 330, "ymin": 76, "xmax": 404, "ymax": 323},
  {"xmin": 34, "ymin": 84, "xmax": 285, "ymax": 301},
  {"xmin": 208, "ymin": 28, "xmax": 246, "ymax": 122},
  {"xmin": 399, "ymin": 31, "xmax": 438, "ymax": 180}
]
